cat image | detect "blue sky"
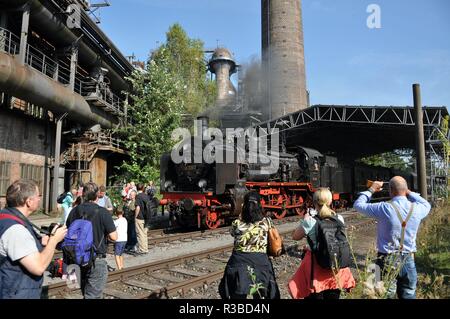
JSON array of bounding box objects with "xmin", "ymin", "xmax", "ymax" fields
[{"xmin": 97, "ymin": 0, "xmax": 450, "ymax": 109}]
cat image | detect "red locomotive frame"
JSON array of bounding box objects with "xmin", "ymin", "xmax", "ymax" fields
[{"xmin": 160, "ymin": 181, "xmax": 346, "ymax": 229}]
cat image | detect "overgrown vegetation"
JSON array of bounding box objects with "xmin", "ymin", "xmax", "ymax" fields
[
  {"xmin": 342, "ymin": 201, "xmax": 450, "ymax": 299},
  {"xmin": 359, "ymin": 149, "xmax": 415, "ymax": 171},
  {"xmin": 415, "ymin": 201, "xmax": 450, "ymax": 298},
  {"xmin": 152, "ymin": 23, "xmax": 217, "ymax": 119},
  {"xmin": 342, "ymin": 243, "xmax": 403, "ymax": 299},
  {"xmin": 115, "ymin": 47, "xmax": 184, "ymax": 183},
  {"xmin": 114, "ymin": 24, "xmax": 216, "ymax": 183},
  {"xmin": 247, "ymin": 265, "xmax": 265, "ymax": 299}
]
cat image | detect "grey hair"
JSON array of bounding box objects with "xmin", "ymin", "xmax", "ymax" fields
[{"xmin": 6, "ymin": 179, "xmax": 38, "ymax": 207}]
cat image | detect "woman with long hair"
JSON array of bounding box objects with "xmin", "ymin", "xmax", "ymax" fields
[
  {"xmin": 219, "ymin": 191, "xmax": 280, "ymax": 299},
  {"xmin": 288, "ymin": 188, "xmax": 356, "ymax": 299}
]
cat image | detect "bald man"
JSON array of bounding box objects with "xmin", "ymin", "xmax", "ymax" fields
[{"xmin": 353, "ymin": 176, "xmax": 431, "ymax": 299}]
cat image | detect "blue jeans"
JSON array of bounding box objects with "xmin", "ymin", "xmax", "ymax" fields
[
  {"xmin": 376, "ymin": 253, "xmax": 417, "ymax": 299},
  {"xmin": 81, "ymin": 258, "xmax": 108, "ymax": 299}
]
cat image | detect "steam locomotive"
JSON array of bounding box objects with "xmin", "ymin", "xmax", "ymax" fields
[{"xmin": 160, "ymin": 121, "xmax": 416, "ymax": 229}]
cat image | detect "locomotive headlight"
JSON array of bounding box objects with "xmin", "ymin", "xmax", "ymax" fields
[
  {"xmin": 164, "ymin": 180, "xmax": 173, "ymax": 191},
  {"xmin": 198, "ymin": 179, "xmax": 207, "ymax": 189}
]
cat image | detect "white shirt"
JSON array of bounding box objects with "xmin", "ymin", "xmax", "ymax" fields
[{"xmin": 113, "ymin": 217, "xmax": 128, "ymax": 242}]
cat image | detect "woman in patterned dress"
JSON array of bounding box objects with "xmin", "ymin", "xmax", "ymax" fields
[{"xmin": 219, "ymin": 191, "xmax": 280, "ymax": 299}]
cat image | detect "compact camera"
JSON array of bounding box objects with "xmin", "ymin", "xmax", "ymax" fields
[{"xmin": 40, "ymin": 223, "xmax": 62, "ymax": 236}]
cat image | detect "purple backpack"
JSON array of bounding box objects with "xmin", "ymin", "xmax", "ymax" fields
[{"xmin": 62, "ymin": 218, "xmax": 96, "ymax": 267}]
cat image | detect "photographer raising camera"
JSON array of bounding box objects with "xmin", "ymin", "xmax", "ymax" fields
[{"xmin": 0, "ymin": 179, "xmax": 67, "ymax": 299}]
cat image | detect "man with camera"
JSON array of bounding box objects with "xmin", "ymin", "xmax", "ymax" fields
[
  {"xmin": 0, "ymin": 179, "xmax": 67, "ymax": 299},
  {"xmin": 353, "ymin": 176, "xmax": 431, "ymax": 299}
]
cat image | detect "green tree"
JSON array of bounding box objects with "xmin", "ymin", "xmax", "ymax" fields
[
  {"xmin": 152, "ymin": 23, "xmax": 216, "ymax": 119},
  {"xmin": 115, "ymin": 48, "xmax": 184, "ymax": 183},
  {"xmin": 360, "ymin": 149, "xmax": 414, "ymax": 171}
]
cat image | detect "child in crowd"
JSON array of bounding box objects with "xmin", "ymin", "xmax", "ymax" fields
[{"xmin": 113, "ymin": 206, "xmax": 128, "ymax": 270}]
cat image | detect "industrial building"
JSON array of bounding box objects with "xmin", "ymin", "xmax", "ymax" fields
[{"xmin": 0, "ymin": 0, "xmax": 133, "ymax": 212}]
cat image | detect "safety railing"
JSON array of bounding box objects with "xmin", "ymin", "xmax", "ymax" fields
[
  {"xmin": 61, "ymin": 132, "xmax": 124, "ymax": 164},
  {"xmin": 0, "ymin": 27, "xmax": 20, "ymax": 55},
  {"xmin": 0, "ymin": 27, "xmax": 126, "ymax": 119},
  {"xmin": 25, "ymin": 44, "xmax": 59, "ymax": 79},
  {"xmin": 78, "ymin": 79, "xmax": 126, "ymax": 116},
  {"xmin": 89, "ymin": 132, "xmax": 124, "ymax": 150}
]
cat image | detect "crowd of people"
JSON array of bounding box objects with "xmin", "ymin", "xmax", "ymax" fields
[
  {"xmin": 219, "ymin": 176, "xmax": 430, "ymax": 300},
  {"xmin": 0, "ymin": 175, "xmax": 431, "ymax": 299}
]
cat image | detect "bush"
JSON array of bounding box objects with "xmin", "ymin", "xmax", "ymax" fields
[
  {"xmin": 342, "ymin": 203, "xmax": 450, "ymax": 299},
  {"xmin": 415, "ymin": 201, "xmax": 450, "ymax": 298}
]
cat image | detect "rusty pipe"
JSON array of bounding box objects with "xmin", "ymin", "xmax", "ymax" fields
[
  {"xmin": 413, "ymin": 84, "xmax": 428, "ymax": 199},
  {"xmin": 0, "ymin": 51, "xmax": 116, "ymax": 128},
  {"xmin": 1, "ymin": 0, "xmax": 131, "ymax": 92}
]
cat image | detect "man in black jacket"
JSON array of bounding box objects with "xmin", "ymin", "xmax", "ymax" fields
[{"xmin": 66, "ymin": 182, "xmax": 117, "ymax": 299}]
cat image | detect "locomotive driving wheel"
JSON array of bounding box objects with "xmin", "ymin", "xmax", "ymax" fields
[
  {"xmin": 294, "ymin": 194, "xmax": 313, "ymax": 216},
  {"xmin": 271, "ymin": 209, "xmax": 288, "ymax": 219},
  {"xmin": 266, "ymin": 194, "xmax": 288, "ymax": 219},
  {"xmin": 204, "ymin": 210, "xmax": 220, "ymax": 229}
]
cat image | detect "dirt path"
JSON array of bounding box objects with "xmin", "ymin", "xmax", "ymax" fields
[{"xmin": 181, "ymin": 216, "xmax": 378, "ymax": 299}]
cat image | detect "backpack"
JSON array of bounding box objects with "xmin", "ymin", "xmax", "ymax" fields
[
  {"xmin": 56, "ymin": 192, "xmax": 67, "ymax": 204},
  {"xmin": 48, "ymin": 258, "xmax": 65, "ymax": 278},
  {"xmin": 61, "ymin": 216, "xmax": 98, "ymax": 268},
  {"xmin": 307, "ymin": 216, "xmax": 351, "ymax": 270},
  {"xmin": 146, "ymin": 187, "xmax": 155, "ymax": 198}
]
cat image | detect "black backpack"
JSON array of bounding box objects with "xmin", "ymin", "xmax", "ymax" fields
[
  {"xmin": 56, "ymin": 192, "xmax": 67, "ymax": 204},
  {"xmin": 307, "ymin": 216, "xmax": 351, "ymax": 270}
]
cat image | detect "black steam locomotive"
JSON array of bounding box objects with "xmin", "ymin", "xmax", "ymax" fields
[{"xmin": 160, "ymin": 121, "xmax": 416, "ymax": 229}]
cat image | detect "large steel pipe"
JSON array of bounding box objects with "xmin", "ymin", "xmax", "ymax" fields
[
  {"xmin": 1, "ymin": 0, "xmax": 131, "ymax": 92},
  {"xmin": 0, "ymin": 51, "xmax": 115, "ymax": 128}
]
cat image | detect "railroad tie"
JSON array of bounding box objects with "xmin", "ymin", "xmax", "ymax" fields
[
  {"xmin": 169, "ymin": 267, "xmax": 208, "ymax": 277},
  {"xmin": 150, "ymin": 273, "xmax": 185, "ymax": 283},
  {"xmin": 103, "ymin": 287, "xmax": 141, "ymax": 299},
  {"xmin": 123, "ymin": 279, "xmax": 163, "ymax": 292}
]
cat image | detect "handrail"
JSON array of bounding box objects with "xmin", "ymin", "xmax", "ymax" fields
[
  {"xmin": 78, "ymin": 79, "xmax": 126, "ymax": 115},
  {"xmin": 0, "ymin": 27, "xmax": 20, "ymax": 55},
  {"xmin": 0, "ymin": 27, "xmax": 126, "ymax": 118}
]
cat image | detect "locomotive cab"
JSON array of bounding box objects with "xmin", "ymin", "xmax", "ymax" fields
[{"xmin": 295, "ymin": 146, "xmax": 323, "ymax": 189}]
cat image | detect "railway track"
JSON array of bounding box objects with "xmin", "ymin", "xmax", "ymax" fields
[
  {"xmin": 53, "ymin": 210, "xmax": 358, "ymax": 259},
  {"xmin": 45, "ymin": 211, "xmax": 374, "ymax": 299}
]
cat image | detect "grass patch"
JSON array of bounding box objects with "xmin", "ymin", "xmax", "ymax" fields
[
  {"xmin": 415, "ymin": 201, "xmax": 450, "ymax": 299},
  {"xmin": 342, "ymin": 200, "xmax": 449, "ymax": 299}
]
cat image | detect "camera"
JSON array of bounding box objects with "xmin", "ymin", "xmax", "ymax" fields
[{"xmin": 40, "ymin": 223, "xmax": 62, "ymax": 236}]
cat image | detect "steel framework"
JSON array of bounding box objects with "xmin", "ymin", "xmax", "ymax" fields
[{"xmin": 250, "ymin": 105, "xmax": 449, "ymax": 201}]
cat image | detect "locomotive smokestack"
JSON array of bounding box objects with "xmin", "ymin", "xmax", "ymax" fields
[
  {"xmin": 262, "ymin": 0, "xmax": 308, "ymax": 120},
  {"xmin": 208, "ymin": 48, "xmax": 237, "ymax": 108}
]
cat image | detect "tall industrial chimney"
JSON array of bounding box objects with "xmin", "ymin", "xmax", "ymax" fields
[
  {"xmin": 262, "ymin": 0, "xmax": 308, "ymax": 120},
  {"xmin": 208, "ymin": 48, "xmax": 237, "ymax": 108}
]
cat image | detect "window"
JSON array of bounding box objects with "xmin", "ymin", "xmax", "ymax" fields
[
  {"xmin": 20, "ymin": 164, "xmax": 44, "ymax": 192},
  {"xmin": 0, "ymin": 161, "xmax": 11, "ymax": 196}
]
